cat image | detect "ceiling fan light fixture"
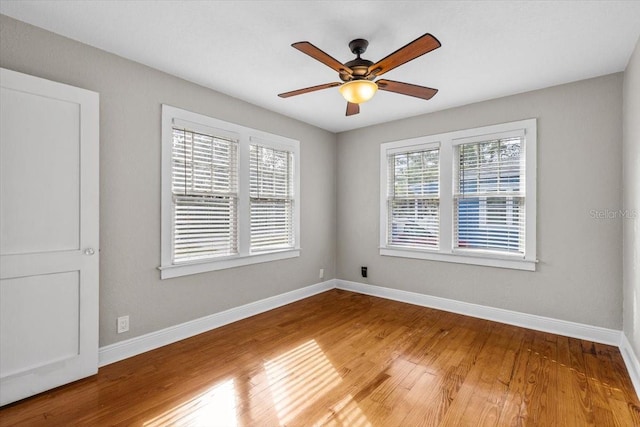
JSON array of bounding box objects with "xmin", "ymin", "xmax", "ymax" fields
[
  {"xmin": 281, "ymin": 34, "xmax": 441, "ymax": 116},
  {"xmin": 339, "ymin": 80, "xmax": 378, "ymax": 104}
]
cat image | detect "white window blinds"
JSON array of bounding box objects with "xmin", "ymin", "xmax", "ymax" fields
[
  {"xmin": 172, "ymin": 127, "xmax": 238, "ymax": 262},
  {"xmin": 454, "ymin": 136, "xmax": 524, "ymax": 254},
  {"xmin": 161, "ymin": 105, "xmax": 301, "ymax": 278},
  {"xmin": 250, "ymin": 144, "xmax": 295, "ymax": 252},
  {"xmin": 387, "ymin": 147, "xmax": 440, "ymax": 249}
]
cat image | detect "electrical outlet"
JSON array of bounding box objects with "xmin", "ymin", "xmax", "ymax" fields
[
  {"xmin": 361, "ymin": 266, "xmax": 368, "ymax": 278},
  {"xmin": 117, "ymin": 315, "xmax": 129, "ymax": 334},
  {"xmin": 319, "ymin": 268, "xmax": 324, "ymax": 279}
]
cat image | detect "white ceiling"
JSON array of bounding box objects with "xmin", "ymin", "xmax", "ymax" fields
[{"xmin": 2, "ymin": 1, "xmax": 639, "ymax": 133}]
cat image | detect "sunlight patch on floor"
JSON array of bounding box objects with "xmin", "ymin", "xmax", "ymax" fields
[
  {"xmin": 143, "ymin": 340, "xmax": 372, "ymax": 426},
  {"xmin": 264, "ymin": 339, "xmax": 370, "ymax": 426},
  {"xmin": 265, "ymin": 339, "xmax": 340, "ymax": 423},
  {"xmin": 144, "ymin": 378, "xmax": 237, "ymax": 426}
]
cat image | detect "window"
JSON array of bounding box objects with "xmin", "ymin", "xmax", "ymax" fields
[
  {"xmin": 171, "ymin": 128, "xmax": 239, "ymax": 263},
  {"xmin": 250, "ymin": 143, "xmax": 295, "ymax": 252},
  {"xmin": 380, "ymin": 119, "xmax": 536, "ymax": 271},
  {"xmin": 454, "ymin": 134, "xmax": 524, "ymax": 254},
  {"xmin": 387, "ymin": 145, "xmax": 440, "ymax": 249},
  {"xmin": 160, "ymin": 105, "xmax": 300, "ymax": 279}
]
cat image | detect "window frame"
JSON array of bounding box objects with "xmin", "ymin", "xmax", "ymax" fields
[
  {"xmin": 249, "ymin": 138, "xmax": 296, "ymax": 253},
  {"xmin": 160, "ymin": 105, "xmax": 300, "ymax": 279},
  {"xmin": 385, "ymin": 141, "xmax": 441, "ymax": 250},
  {"xmin": 380, "ymin": 119, "xmax": 537, "ymax": 271},
  {"xmin": 170, "ymin": 125, "xmax": 240, "ymax": 264}
]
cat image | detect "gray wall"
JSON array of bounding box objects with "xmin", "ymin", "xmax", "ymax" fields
[
  {"xmin": 336, "ymin": 74, "xmax": 624, "ymax": 329},
  {"xmin": 0, "ymin": 13, "xmax": 632, "ymax": 348},
  {"xmin": 0, "ymin": 15, "xmax": 337, "ymax": 347},
  {"xmin": 623, "ymin": 36, "xmax": 640, "ymax": 357}
]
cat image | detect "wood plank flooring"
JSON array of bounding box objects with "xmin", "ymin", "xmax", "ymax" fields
[{"xmin": 1, "ymin": 289, "xmax": 638, "ymax": 426}]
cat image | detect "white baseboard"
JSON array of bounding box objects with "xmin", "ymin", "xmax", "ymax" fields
[
  {"xmin": 335, "ymin": 279, "xmax": 621, "ymax": 346},
  {"xmin": 98, "ymin": 279, "xmax": 335, "ymax": 367},
  {"xmin": 620, "ymin": 333, "xmax": 640, "ymax": 398}
]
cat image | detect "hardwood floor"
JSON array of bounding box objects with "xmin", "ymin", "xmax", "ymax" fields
[{"xmin": 1, "ymin": 289, "xmax": 638, "ymax": 426}]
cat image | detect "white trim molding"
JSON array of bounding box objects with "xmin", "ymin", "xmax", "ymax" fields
[
  {"xmin": 335, "ymin": 279, "xmax": 620, "ymax": 346},
  {"xmin": 99, "ymin": 280, "xmax": 334, "ymax": 366},
  {"xmin": 620, "ymin": 333, "xmax": 640, "ymax": 398}
]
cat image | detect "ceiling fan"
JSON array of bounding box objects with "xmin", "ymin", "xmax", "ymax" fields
[{"xmin": 278, "ymin": 33, "xmax": 441, "ymax": 116}]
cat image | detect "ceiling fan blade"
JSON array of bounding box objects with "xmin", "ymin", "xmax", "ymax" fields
[
  {"xmin": 376, "ymin": 79, "xmax": 438, "ymax": 100},
  {"xmin": 292, "ymin": 42, "xmax": 353, "ymax": 75},
  {"xmin": 346, "ymin": 102, "xmax": 360, "ymax": 116},
  {"xmin": 368, "ymin": 33, "xmax": 441, "ymax": 77},
  {"xmin": 278, "ymin": 82, "xmax": 341, "ymax": 98}
]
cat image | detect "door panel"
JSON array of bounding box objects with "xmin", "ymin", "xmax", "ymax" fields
[
  {"xmin": 0, "ymin": 87, "xmax": 80, "ymax": 255},
  {"xmin": 0, "ymin": 272, "xmax": 80, "ymax": 378},
  {"xmin": 0, "ymin": 68, "xmax": 99, "ymax": 406}
]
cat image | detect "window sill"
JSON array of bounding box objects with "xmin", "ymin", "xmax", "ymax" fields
[
  {"xmin": 159, "ymin": 249, "xmax": 301, "ymax": 279},
  {"xmin": 379, "ymin": 247, "xmax": 536, "ymax": 271}
]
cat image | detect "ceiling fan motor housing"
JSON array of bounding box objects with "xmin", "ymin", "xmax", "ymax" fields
[{"xmin": 341, "ymin": 39, "xmax": 374, "ymax": 82}]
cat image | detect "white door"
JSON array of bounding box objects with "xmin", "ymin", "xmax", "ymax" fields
[{"xmin": 0, "ymin": 68, "xmax": 99, "ymax": 406}]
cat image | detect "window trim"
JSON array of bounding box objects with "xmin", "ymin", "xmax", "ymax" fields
[
  {"xmin": 160, "ymin": 105, "xmax": 300, "ymax": 279},
  {"xmin": 380, "ymin": 119, "xmax": 537, "ymax": 271}
]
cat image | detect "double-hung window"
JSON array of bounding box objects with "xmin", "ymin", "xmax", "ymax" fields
[
  {"xmin": 249, "ymin": 142, "xmax": 295, "ymax": 252},
  {"xmin": 386, "ymin": 144, "xmax": 440, "ymax": 250},
  {"xmin": 171, "ymin": 127, "xmax": 239, "ymax": 262},
  {"xmin": 380, "ymin": 119, "xmax": 536, "ymax": 270},
  {"xmin": 453, "ymin": 133, "xmax": 525, "ymax": 254},
  {"xmin": 160, "ymin": 105, "xmax": 300, "ymax": 279}
]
